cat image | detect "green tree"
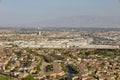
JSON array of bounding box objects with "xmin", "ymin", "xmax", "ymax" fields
[
  {"xmin": 24, "ymin": 75, "xmax": 35, "ymax": 80},
  {"xmin": 0, "ymin": 75, "xmax": 9, "ymax": 80}
]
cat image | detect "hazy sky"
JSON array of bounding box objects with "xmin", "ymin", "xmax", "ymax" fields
[{"xmin": 0, "ymin": 0, "xmax": 120, "ymax": 26}]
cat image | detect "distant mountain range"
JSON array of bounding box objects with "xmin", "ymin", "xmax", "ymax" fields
[
  {"xmin": 34, "ymin": 16, "xmax": 120, "ymax": 28},
  {"xmin": 1, "ymin": 16, "xmax": 120, "ymax": 28}
]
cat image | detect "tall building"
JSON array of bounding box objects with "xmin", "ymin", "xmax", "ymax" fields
[{"xmin": 37, "ymin": 31, "xmax": 42, "ymax": 36}]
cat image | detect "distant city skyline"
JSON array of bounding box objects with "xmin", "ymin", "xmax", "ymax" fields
[{"xmin": 0, "ymin": 0, "xmax": 120, "ymax": 27}]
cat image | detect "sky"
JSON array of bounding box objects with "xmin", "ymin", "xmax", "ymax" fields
[{"xmin": 0, "ymin": 0, "xmax": 120, "ymax": 26}]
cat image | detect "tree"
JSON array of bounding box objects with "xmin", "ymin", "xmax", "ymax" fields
[
  {"xmin": 24, "ymin": 75, "xmax": 35, "ymax": 80},
  {"xmin": 0, "ymin": 75, "xmax": 9, "ymax": 80},
  {"xmin": 45, "ymin": 64, "xmax": 53, "ymax": 72}
]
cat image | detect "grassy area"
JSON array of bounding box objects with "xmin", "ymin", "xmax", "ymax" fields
[{"xmin": 0, "ymin": 74, "xmax": 18, "ymax": 80}]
